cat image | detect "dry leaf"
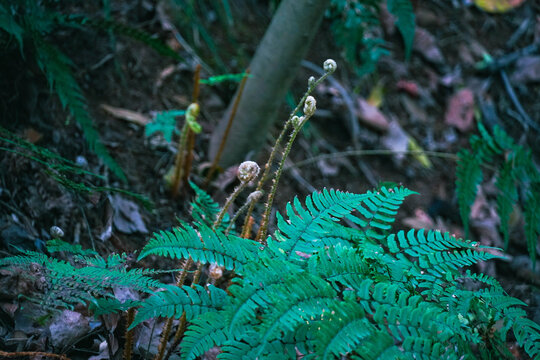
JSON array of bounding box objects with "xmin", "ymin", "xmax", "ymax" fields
[
  {"xmin": 474, "ymin": 0, "xmax": 527, "ymax": 13},
  {"xmin": 100, "ymin": 104, "xmax": 150, "ymax": 126},
  {"xmin": 510, "ymin": 56, "xmax": 540, "ymax": 84},
  {"xmin": 396, "ymin": 80, "xmax": 419, "ymax": 97},
  {"xmin": 413, "ymin": 27, "xmax": 445, "ymax": 65},
  {"xmin": 23, "ymin": 128, "xmax": 43, "ymax": 144},
  {"xmin": 381, "ymin": 120, "xmax": 409, "ymax": 165},
  {"xmin": 444, "ymin": 88, "xmax": 475, "ymax": 132},
  {"xmin": 110, "ymin": 194, "xmax": 148, "ymax": 234},
  {"xmin": 49, "ymin": 310, "xmax": 90, "ymax": 348},
  {"xmin": 367, "ymin": 82, "xmax": 385, "ymax": 108},
  {"xmin": 408, "ymin": 137, "xmax": 432, "ymax": 169},
  {"xmin": 357, "ymin": 98, "xmax": 390, "ymax": 132}
]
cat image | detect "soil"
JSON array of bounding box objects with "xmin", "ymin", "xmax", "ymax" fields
[{"xmin": 0, "ymin": 0, "xmax": 539, "ymax": 359}]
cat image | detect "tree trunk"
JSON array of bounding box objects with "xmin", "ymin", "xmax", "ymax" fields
[{"xmin": 208, "ymin": 0, "xmax": 330, "ymax": 167}]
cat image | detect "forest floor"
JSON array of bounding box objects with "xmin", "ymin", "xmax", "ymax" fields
[{"xmin": 0, "ymin": 0, "xmax": 539, "ymax": 359}]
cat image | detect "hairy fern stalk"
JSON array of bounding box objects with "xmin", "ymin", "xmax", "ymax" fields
[{"xmin": 4, "ymin": 184, "xmax": 539, "ymax": 359}]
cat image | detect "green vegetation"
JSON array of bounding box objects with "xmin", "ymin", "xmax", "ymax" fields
[
  {"xmin": 2, "ymin": 60, "xmax": 540, "ymax": 359},
  {"xmin": 456, "ymin": 122, "xmax": 540, "ymax": 269},
  {"xmin": 0, "ymin": 0, "xmax": 181, "ymax": 180}
]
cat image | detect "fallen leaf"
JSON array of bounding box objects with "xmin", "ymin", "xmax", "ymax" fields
[
  {"xmin": 357, "ymin": 98, "xmax": 390, "ymax": 132},
  {"xmin": 367, "ymin": 82, "xmax": 385, "ymax": 108},
  {"xmin": 408, "ymin": 137, "xmax": 432, "ymax": 169},
  {"xmin": 396, "ymin": 80, "xmax": 419, "ymax": 97},
  {"xmin": 381, "ymin": 120, "xmax": 409, "ymax": 165},
  {"xmin": 100, "ymin": 104, "xmax": 150, "ymax": 126},
  {"xmin": 510, "ymin": 56, "xmax": 540, "ymax": 84},
  {"xmin": 403, "ymin": 208, "xmax": 435, "ymax": 229},
  {"xmin": 48, "ymin": 310, "xmax": 90, "ymax": 348},
  {"xmin": 317, "ymin": 158, "xmax": 339, "ymax": 176},
  {"xmin": 23, "ymin": 128, "xmax": 42, "ymax": 144},
  {"xmin": 413, "ymin": 27, "xmax": 445, "ymax": 65},
  {"xmin": 401, "ymin": 96, "xmax": 428, "ymax": 123},
  {"xmin": 110, "ymin": 195, "xmax": 149, "ymax": 234},
  {"xmin": 444, "ymin": 88, "xmax": 475, "ymax": 132},
  {"xmin": 473, "ymin": 0, "xmax": 527, "ymax": 13}
]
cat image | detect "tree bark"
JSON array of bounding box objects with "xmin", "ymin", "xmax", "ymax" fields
[{"xmin": 208, "ymin": 0, "xmax": 330, "ymax": 167}]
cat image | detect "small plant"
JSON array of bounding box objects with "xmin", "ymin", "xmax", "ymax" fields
[
  {"xmin": 328, "ymin": 0, "xmax": 415, "ymax": 75},
  {"xmin": 456, "ymin": 121, "xmax": 540, "ymax": 269},
  {"xmin": 1, "ymin": 60, "xmax": 539, "ymax": 360}
]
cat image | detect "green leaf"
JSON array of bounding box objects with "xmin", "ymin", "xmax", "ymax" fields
[
  {"xmin": 387, "ymin": 0, "xmax": 416, "ymax": 60},
  {"xmin": 0, "ymin": 3, "xmax": 24, "ymax": 49}
]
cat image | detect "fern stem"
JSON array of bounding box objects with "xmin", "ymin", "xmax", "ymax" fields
[
  {"xmin": 0, "ymin": 351, "xmax": 69, "ymax": 360},
  {"xmin": 255, "ymin": 114, "xmax": 313, "ymax": 243},
  {"xmin": 162, "ymin": 312, "xmax": 187, "ymax": 360},
  {"xmin": 192, "ymin": 64, "xmax": 202, "ymax": 103},
  {"xmin": 171, "ymin": 121, "xmax": 190, "ymax": 198},
  {"xmin": 242, "ymin": 69, "xmax": 333, "ymax": 239},
  {"xmin": 204, "ymin": 69, "xmax": 250, "ymax": 186},
  {"xmin": 163, "ymin": 264, "xmax": 204, "ymax": 359},
  {"xmin": 153, "ymin": 257, "xmax": 192, "ymax": 360},
  {"xmin": 225, "ymin": 194, "xmax": 260, "ymax": 235},
  {"xmin": 123, "ymin": 308, "xmax": 135, "ymax": 360},
  {"xmin": 213, "ymin": 181, "xmax": 249, "ymax": 229},
  {"xmin": 154, "ymin": 317, "xmax": 173, "ymax": 360}
]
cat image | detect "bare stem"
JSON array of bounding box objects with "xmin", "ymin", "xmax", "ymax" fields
[{"xmin": 205, "ymin": 69, "xmax": 250, "ymax": 186}]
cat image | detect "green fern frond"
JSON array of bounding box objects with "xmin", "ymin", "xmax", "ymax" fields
[
  {"xmin": 496, "ymin": 161, "xmax": 518, "ymax": 249},
  {"xmin": 62, "ymin": 15, "xmax": 183, "ymax": 62},
  {"xmin": 180, "ymin": 311, "xmax": 229, "ymax": 360},
  {"xmin": 400, "ymin": 337, "xmax": 458, "ymax": 360},
  {"xmin": 129, "ymin": 284, "xmax": 227, "ymax": 330},
  {"xmin": 457, "ymin": 123, "xmax": 540, "ymax": 268},
  {"xmin": 524, "ymin": 187, "xmax": 540, "ymax": 270},
  {"xmin": 346, "ymin": 187, "xmax": 417, "ymax": 243},
  {"xmin": 307, "ymin": 244, "xmax": 374, "ymax": 291},
  {"xmin": 199, "ymin": 72, "xmax": 250, "ymax": 85},
  {"xmin": 0, "ymin": 3, "xmax": 24, "ymax": 48},
  {"xmin": 89, "ymin": 297, "xmax": 141, "ymax": 317},
  {"xmin": 189, "ymin": 181, "xmax": 231, "ymax": 232},
  {"xmin": 254, "ymin": 274, "xmax": 336, "ymax": 347},
  {"xmin": 137, "ymin": 222, "xmax": 258, "ymax": 270},
  {"xmin": 32, "ymin": 33, "xmax": 125, "ymax": 180},
  {"xmin": 456, "ymin": 149, "xmax": 483, "ymax": 237},
  {"xmin": 314, "ymin": 300, "xmax": 373, "ymax": 359},
  {"xmin": 46, "ymin": 239, "xmax": 98, "ymax": 256},
  {"xmin": 386, "ymin": 0, "xmax": 415, "ymax": 59},
  {"xmin": 270, "ymin": 187, "xmax": 415, "ymax": 261},
  {"xmin": 224, "ymin": 258, "xmax": 302, "ymax": 332},
  {"xmin": 271, "ymin": 188, "xmax": 365, "ymax": 260},
  {"xmin": 1, "ymin": 250, "xmax": 164, "ymax": 309}
]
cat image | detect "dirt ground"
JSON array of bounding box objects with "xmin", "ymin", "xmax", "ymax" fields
[{"xmin": 0, "ymin": 0, "xmax": 539, "ymax": 358}]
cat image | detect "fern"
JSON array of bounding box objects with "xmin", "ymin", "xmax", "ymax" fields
[
  {"xmin": 62, "ymin": 15, "xmax": 183, "ymax": 62},
  {"xmin": 166, "ymin": 186, "xmax": 540, "ymax": 359},
  {"xmin": 137, "ymin": 222, "xmax": 258, "ymax": 270},
  {"xmin": 32, "ymin": 33, "xmax": 126, "ymax": 180},
  {"xmin": 189, "ymin": 181, "xmax": 231, "ymax": 232},
  {"xmin": 129, "ymin": 284, "xmax": 227, "ymax": 329},
  {"xmin": 145, "ymin": 110, "xmax": 186, "ymax": 142},
  {"xmin": 3, "ymin": 184, "xmax": 540, "ymax": 358},
  {"xmin": 456, "ymin": 122, "xmax": 540, "ymax": 268}
]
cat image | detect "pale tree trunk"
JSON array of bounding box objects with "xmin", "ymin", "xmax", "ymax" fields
[{"xmin": 208, "ymin": 0, "xmax": 330, "ymax": 167}]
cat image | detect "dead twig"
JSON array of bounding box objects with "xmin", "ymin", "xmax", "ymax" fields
[
  {"xmin": 500, "ymin": 69, "xmax": 540, "ymax": 133},
  {"xmin": 0, "ymin": 351, "xmax": 70, "ymax": 360}
]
